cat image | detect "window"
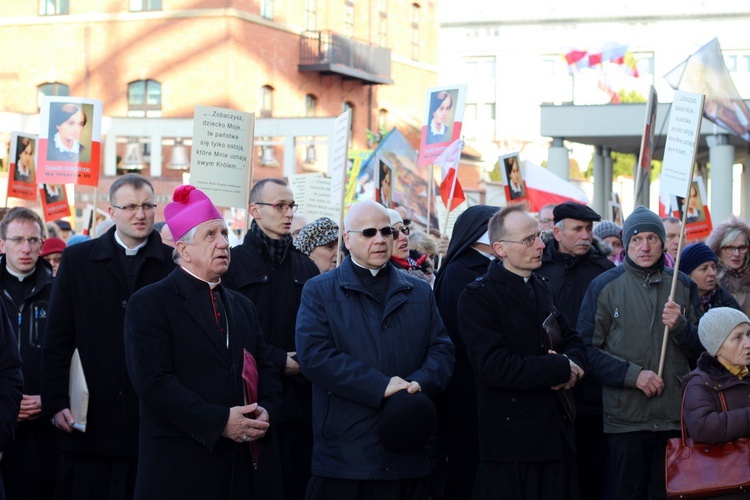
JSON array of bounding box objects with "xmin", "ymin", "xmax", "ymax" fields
[
  {"xmin": 344, "ymin": 1, "xmax": 354, "ymax": 39},
  {"xmin": 411, "ymin": 4, "xmax": 420, "ymax": 61},
  {"xmin": 130, "ymin": 0, "xmax": 161, "ymax": 12},
  {"xmin": 261, "ymin": 0, "xmax": 274, "ymax": 20},
  {"xmin": 260, "ymin": 86, "xmax": 274, "ymax": 118},
  {"xmin": 377, "ymin": 109, "xmax": 388, "ymax": 132},
  {"xmin": 378, "ymin": 1, "xmax": 388, "ymax": 47},
  {"xmin": 305, "ymin": 94, "xmax": 317, "ymax": 117},
  {"xmin": 39, "ymin": 0, "xmax": 68, "ymax": 15},
  {"xmin": 38, "ymin": 82, "xmax": 69, "ymax": 103},
  {"xmin": 305, "ymin": 0, "xmax": 317, "ymax": 31},
  {"xmin": 128, "ymin": 79, "xmax": 162, "ymax": 117}
]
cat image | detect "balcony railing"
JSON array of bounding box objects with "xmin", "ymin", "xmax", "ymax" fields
[{"xmin": 299, "ymin": 31, "xmax": 393, "ymax": 85}]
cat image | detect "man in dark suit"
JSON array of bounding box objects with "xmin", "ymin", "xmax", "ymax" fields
[
  {"xmin": 458, "ymin": 203, "xmax": 586, "ymax": 500},
  {"xmin": 41, "ymin": 173, "xmax": 175, "ymax": 499},
  {"xmin": 124, "ymin": 185, "xmax": 281, "ymax": 499}
]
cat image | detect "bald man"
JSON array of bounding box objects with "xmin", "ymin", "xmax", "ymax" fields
[{"xmin": 296, "ymin": 200, "xmax": 454, "ymax": 499}]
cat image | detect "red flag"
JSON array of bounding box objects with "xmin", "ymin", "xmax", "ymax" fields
[{"xmin": 435, "ymin": 139, "xmax": 465, "ymax": 212}]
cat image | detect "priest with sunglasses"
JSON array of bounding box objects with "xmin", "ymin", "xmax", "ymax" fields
[{"xmin": 296, "ymin": 200, "xmax": 454, "ymax": 500}]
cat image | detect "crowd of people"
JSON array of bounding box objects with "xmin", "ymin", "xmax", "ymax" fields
[{"xmin": 0, "ymin": 174, "xmax": 747, "ymax": 499}]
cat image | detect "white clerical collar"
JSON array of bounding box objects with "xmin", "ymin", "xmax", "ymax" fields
[
  {"xmin": 180, "ymin": 266, "xmax": 221, "ymax": 289},
  {"xmin": 114, "ymin": 231, "xmax": 148, "ymax": 256},
  {"xmin": 53, "ymin": 133, "xmax": 81, "ymax": 154},
  {"xmin": 5, "ymin": 266, "xmax": 34, "ymax": 282},
  {"xmin": 350, "ymin": 256, "xmax": 387, "ymax": 276}
]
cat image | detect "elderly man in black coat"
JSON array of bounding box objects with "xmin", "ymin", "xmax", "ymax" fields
[
  {"xmin": 458, "ymin": 204, "xmax": 586, "ymax": 500},
  {"xmin": 41, "ymin": 174, "xmax": 175, "ymax": 499},
  {"xmin": 124, "ymin": 186, "xmax": 281, "ymax": 499}
]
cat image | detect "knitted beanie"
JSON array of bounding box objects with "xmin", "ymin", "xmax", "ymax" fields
[
  {"xmin": 593, "ymin": 220, "xmax": 622, "ymax": 242},
  {"xmin": 699, "ymin": 307, "xmax": 750, "ymax": 356},
  {"xmin": 622, "ymin": 206, "xmax": 666, "ymax": 248},
  {"xmin": 680, "ymin": 242, "xmax": 717, "ymax": 276}
]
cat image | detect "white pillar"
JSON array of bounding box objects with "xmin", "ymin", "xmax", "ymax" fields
[
  {"xmin": 709, "ymin": 135, "xmax": 734, "ymax": 223},
  {"xmin": 593, "ymin": 146, "xmax": 605, "ymax": 215},
  {"xmin": 104, "ymin": 134, "xmax": 118, "ymax": 176},
  {"xmin": 603, "ymin": 147, "xmax": 613, "ymax": 211},
  {"xmin": 548, "ymin": 137, "xmax": 569, "ymax": 182},
  {"xmin": 149, "ymin": 135, "xmax": 162, "ymax": 177}
]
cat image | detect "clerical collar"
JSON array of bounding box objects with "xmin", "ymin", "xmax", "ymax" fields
[
  {"xmin": 114, "ymin": 231, "xmax": 148, "ymax": 256},
  {"xmin": 5, "ymin": 265, "xmax": 34, "ymax": 282},
  {"xmin": 180, "ymin": 266, "xmax": 221, "ymax": 289},
  {"xmin": 350, "ymin": 256, "xmax": 387, "ymax": 276}
]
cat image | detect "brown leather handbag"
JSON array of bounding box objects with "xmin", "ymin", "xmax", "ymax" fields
[{"xmin": 665, "ymin": 390, "xmax": 750, "ymax": 499}]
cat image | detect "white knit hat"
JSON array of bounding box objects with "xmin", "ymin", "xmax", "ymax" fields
[{"xmin": 699, "ymin": 307, "xmax": 750, "ymax": 356}]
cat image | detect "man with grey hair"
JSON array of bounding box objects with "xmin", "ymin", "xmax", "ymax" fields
[
  {"xmin": 124, "ymin": 185, "xmax": 281, "ymax": 498},
  {"xmin": 42, "ymin": 173, "xmax": 175, "ymax": 499}
]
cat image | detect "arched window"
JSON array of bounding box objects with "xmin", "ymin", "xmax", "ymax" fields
[
  {"xmin": 37, "ymin": 82, "xmax": 69, "ymax": 108},
  {"xmin": 128, "ymin": 79, "xmax": 162, "ymax": 117},
  {"xmin": 39, "ymin": 0, "xmax": 68, "ymax": 15},
  {"xmin": 378, "ymin": 108, "xmax": 388, "ymax": 132}
]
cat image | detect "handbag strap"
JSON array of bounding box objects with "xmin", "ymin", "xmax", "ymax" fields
[{"xmin": 679, "ymin": 385, "xmax": 729, "ymax": 445}]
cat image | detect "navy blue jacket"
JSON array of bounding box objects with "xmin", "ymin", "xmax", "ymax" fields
[{"xmin": 296, "ymin": 257, "xmax": 454, "ymax": 480}]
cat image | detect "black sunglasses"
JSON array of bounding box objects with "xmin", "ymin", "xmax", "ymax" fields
[{"xmin": 347, "ymin": 227, "xmax": 395, "ymax": 238}]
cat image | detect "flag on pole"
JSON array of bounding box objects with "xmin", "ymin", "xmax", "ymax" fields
[{"xmin": 435, "ymin": 138, "xmax": 465, "ymax": 212}]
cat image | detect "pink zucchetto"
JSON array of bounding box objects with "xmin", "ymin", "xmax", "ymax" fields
[{"xmin": 164, "ymin": 185, "xmax": 223, "ymax": 241}]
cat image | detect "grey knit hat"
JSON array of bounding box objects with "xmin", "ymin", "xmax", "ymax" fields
[
  {"xmin": 293, "ymin": 217, "xmax": 339, "ymax": 256},
  {"xmin": 699, "ymin": 307, "xmax": 750, "ymax": 356},
  {"xmin": 594, "ymin": 220, "xmax": 622, "ymax": 242},
  {"xmin": 622, "ymin": 206, "xmax": 666, "ymax": 248}
]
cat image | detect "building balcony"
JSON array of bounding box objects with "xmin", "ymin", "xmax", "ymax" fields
[{"xmin": 299, "ymin": 31, "xmax": 393, "ymax": 85}]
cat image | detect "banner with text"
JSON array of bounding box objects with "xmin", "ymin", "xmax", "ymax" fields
[{"xmin": 660, "ymin": 91, "xmax": 705, "ymax": 197}]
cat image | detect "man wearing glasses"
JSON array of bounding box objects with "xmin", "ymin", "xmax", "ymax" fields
[
  {"xmin": 457, "ymin": 203, "xmax": 586, "ymax": 500},
  {"xmin": 41, "ymin": 173, "xmax": 175, "ymax": 499},
  {"xmin": 296, "ymin": 200, "xmax": 454, "ymax": 499},
  {"xmin": 223, "ymin": 178, "xmax": 319, "ymax": 500},
  {"xmin": 578, "ymin": 206, "xmax": 703, "ymax": 499},
  {"xmin": 0, "ymin": 208, "xmax": 55, "ymax": 499}
]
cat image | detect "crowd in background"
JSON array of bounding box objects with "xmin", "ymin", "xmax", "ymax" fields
[{"xmin": 0, "ymin": 176, "xmax": 747, "ymax": 499}]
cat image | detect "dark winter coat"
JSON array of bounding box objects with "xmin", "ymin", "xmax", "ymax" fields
[
  {"xmin": 296, "ymin": 257, "xmax": 454, "ymax": 480},
  {"xmin": 41, "ymin": 227, "xmax": 175, "ymax": 457},
  {"xmin": 458, "ymin": 260, "xmax": 587, "ymax": 463},
  {"xmin": 124, "ymin": 268, "xmax": 282, "ymax": 499},
  {"xmin": 682, "ymin": 352, "xmax": 750, "ymax": 444}
]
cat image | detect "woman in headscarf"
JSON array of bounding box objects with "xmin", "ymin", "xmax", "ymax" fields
[{"xmin": 680, "ymin": 242, "xmax": 741, "ymax": 313}]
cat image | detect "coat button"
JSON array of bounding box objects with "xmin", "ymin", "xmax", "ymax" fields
[
  {"xmin": 261, "ymin": 275, "xmax": 269, "ymax": 282},
  {"xmin": 121, "ymin": 300, "xmax": 127, "ymax": 308}
]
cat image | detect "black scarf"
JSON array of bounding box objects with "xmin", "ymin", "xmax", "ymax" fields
[{"xmin": 250, "ymin": 220, "xmax": 292, "ymax": 266}]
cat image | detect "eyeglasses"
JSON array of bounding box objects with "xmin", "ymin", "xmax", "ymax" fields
[
  {"xmin": 722, "ymin": 245, "xmax": 749, "ymax": 255},
  {"xmin": 538, "ymin": 218, "xmax": 553, "ymax": 224},
  {"xmin": 112, "ymin": 203, "xmax": 157, "ymax": 213},
  {"xmin": 347, "ymin": 227, "xmax": 395, "ymax": 238},
  {"xmin": 500, "ymin": 232, "xmax": 542, "ymax": 247},
  {"xmin": 394, "ymin": 226, "xmax": 410, "ymax": 236},
  {"xmin": 4, "ymin": 236, "xmax": 43, "ymax": 247},
  {"xmin": 255, "ymin": 202, "xmax": 299, "ymax": 213}
]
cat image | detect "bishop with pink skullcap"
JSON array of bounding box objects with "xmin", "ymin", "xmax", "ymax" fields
[{"xmin": 164, "ymin": 185, "xmax": 223, "ymax": 241}]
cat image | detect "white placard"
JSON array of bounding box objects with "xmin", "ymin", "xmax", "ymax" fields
[
  {"xmin": 190, "ymin": 106, "xmax": 254, "ymax": 209},
  {"xmin": 289, "ymin": 173, "xmax": 340, "ymax": 223},
  {"xmin": 660, "ymin": 91, "xmax": 705, "ymax": 197},
  {"xmin": 330, "ymin": 110, "xmax": 351, "ymax": 208}
]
